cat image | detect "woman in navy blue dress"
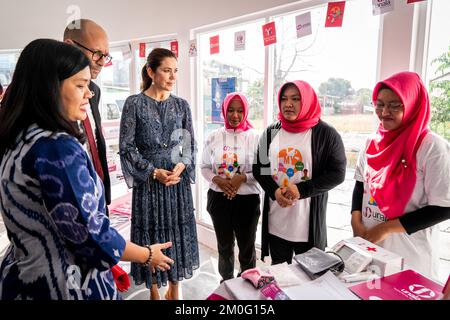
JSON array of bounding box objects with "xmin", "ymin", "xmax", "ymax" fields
[
  {"xmin": 120, "ymin": 48, "xmax": 199, "ymax": 300},
  {"xmin": 0, "ymin": 39, "xmax": 173, "ymax": 300}
]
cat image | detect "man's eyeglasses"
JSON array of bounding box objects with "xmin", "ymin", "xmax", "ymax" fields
[
  {"xmin": 373, "ymin": 102, "xmax": 403, "ymax": 113},
  {"xmin": 73, "ymin": 40, "xmax": 112, "ymax": 64}
]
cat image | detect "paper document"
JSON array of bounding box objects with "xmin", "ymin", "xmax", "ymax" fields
[{"xmin": 284, "ymin": 271, "xmax": 359, "ymax": 300}]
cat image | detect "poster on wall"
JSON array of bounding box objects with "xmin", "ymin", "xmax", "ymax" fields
[
  {"xmin": 262, "ymin": 21, "xmax": 277, "ymax": 46},
  {"xmin": 325, "ymin": 1, "xmax": 346, "ymax": 28},
  {"xmin": 372, "ymin": 0, "xmax": 394, "ymax": 15},
  {"xmin": 189, "ymin": 39, "xmax": 198, "ymax": 57},
  {"xmin": 211, "ymin": 77, "xmax": 236, "ymax": 124},
  {"xmin": 210, "ymin": 35, "xmax": 220, "ymax": 55},
  {"xmin": 296, "ymin": 12, "xmax": 312, "ymax": 38},
  {"xmin": 234, "ymin": 31, "xmax": 246, "ymax": 51},
  {"xmin": 139, "ymin": 43, "xmax": 146, "ymax": 58},
  {"xmin": 170, "ymin": 41, "xmax": 179, "ymax": 58}
]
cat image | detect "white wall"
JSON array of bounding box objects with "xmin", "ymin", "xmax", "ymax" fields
[
  {"xmin": 0, "ymin": 0, "xmax": 302, "ymax": 103},
  {"xmin": 0, "ymin": 0, "xmax": 296, "ymax": 49}
]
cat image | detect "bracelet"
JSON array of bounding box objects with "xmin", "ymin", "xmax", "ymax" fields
[
  {"xmin": 153, "ymin": 169, "xmax": 158, "ymax": 180},
  {"xmin": 141, "ymin": 245, "xmax": 153, "ymax": 267}
]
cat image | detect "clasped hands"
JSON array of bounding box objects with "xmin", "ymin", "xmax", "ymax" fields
[
  {"xmin": 153, "ymin": 163, "xmax": 185, "ymax": 187},
  {"xmin": 275, "ymin": 184, "xmax": 300, "ymax": 208},
  {"xmin": 213, "ymin": 174, "xmax": 247, "ymax": 200}
]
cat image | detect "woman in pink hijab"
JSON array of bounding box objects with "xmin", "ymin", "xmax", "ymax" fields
[
  {"xmin": 351, "ymin": 71, "xmax": 450, "ymax": 278},
  {"xmin": 201, "ymin": 93, "xmax": 261, "ymax": 283},
  {"xmin": 253, "ymin": 81, "xmax": 346, "ymax": 265}
]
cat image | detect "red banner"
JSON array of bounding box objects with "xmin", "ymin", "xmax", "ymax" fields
[
  {"xmin": 407, "ymin": 0, "xmax": 426, "ymax": 3},
  {"xmin": 262, "ymin": 21, "xmax": 277, "ymax": 46},
  {"xmin": 139, "ymin": 43, "xmax": 146, "ymax": 58},
  {"xmin": 210, "ymin": 35, "xmax": 220, "ymax": 55},
  {"xmin": 170, "ymin": 41, "xmax": 179, "ymax": 58},
  {"xmin": 325, "ymin": 1, "xmax": 346, "ymax": 28}
]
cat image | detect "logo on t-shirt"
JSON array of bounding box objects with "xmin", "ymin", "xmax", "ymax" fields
[
  {"xmin": 217, "ymin": 150, "xmax": 240, "ymax": 178},
  {"xmin": 272, "ymin": 147, "xmax": 309, "ymax": 187}
]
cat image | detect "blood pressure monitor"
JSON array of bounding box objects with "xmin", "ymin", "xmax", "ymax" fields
[{"xmin": 332, "ymin": 242, "xmax": 373, "ymax": 274}]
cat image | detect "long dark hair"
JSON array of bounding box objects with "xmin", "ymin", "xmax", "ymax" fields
[
  {"xmin": 141, "ymin": 48, "xmax": 177, "ymax": 91},
  {"xmin": 0, "ymin": 39, "xmax": 90, "ymax": 159}
]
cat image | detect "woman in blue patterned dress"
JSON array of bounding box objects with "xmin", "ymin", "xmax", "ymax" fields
[
  {"xmin": 119, "ymin": 48, "xmax": 199, "ymax": 300},
  {"xmin": 0, "ymin": 39, "xmax": 174, "ymax": 300}
]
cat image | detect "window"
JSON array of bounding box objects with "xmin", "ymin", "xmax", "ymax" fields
[
  {"xmin": 197, "ymin": 20, "xmax": 266, "ymax": 226},
  {"xmin": 425, "ymin": 0, "xmax": 450, "ymax": 141},
  {"xmin": 194, "ymin": 0, "xmax": 381, "ymax": 246},
  {"xmin": 0, "ymin": 51, "xmax": 20, "ymax": 89},
  {"xmin": 133, "ymin": 39, "xmax": 177, "ymax": 94},
  {"xmin": 98, "ymin": 44, "xmax": 132, "ymax": 196}
]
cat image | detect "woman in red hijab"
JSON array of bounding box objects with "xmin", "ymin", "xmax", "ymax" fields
[
  {"xmin": 253, "ymin": 81, "xmax": 346, "ymax": 265},
  {"xmin": 351, "ymin": 71, "xmax": 450, "ymax": 278},
  {"xmin": 201, "ymin": 93, "xmax": 261, "ymax": 283}
]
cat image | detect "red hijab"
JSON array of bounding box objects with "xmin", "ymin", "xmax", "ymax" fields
[
  {"xmin": 366, "ymin": 71, "xmax": 430, "ymax": 219},
  {"xmin": 277, "ymin": 80, "xmax": 321, "ymax": 133},
  {"xmin": 222, "ymin": 92, "xmax": 253, "ymax": 132}
]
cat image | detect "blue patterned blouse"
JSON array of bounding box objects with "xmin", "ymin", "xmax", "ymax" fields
[{"xmin": 0, "ymin": 125, "xmax": 126, "ymax": 300}]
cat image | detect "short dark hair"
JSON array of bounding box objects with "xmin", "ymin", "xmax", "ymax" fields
[
  {"xmin": 141, "ymin": 48, "xmax": 177, "ymax": 91},
  {"xmin": 0, "ymin": 39, "xmax": 90, "ymax": 158},
  {"xmin": 0, "ymin": 82, "xmax": 3, "ymax": 95}
]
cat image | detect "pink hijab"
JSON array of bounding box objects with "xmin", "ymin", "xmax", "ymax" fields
[
  {"xmin": 366, "ymin": 71, "xmax": 430, "ymax": 219},
  {"xmin": 277, "ymin": 80, "xmax": 321, "ymax": 133},
  {"xmin": 222, "ymin": 92, "xmax": 253, "ymax": 132}
]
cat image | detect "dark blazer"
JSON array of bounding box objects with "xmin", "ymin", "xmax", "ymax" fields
[
  {"xmin": 88, "ymin": 81, "xmax": 111, "ymax": 207},
  {"xmin": 253, "ymin": 120, "xmax": 347, "ymax": 261}
]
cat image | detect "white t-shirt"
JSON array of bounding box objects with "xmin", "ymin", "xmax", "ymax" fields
[
  {"xmin": 268, "ymin": 128, "xmax": 312, "ymax": 242},
  {"xmin": 201, "ymin": 127, "xmax": 261, "ymax": 195},
  {"xmin": 355, "ymin": 132, "xmax": 450, "ymax": 279}
]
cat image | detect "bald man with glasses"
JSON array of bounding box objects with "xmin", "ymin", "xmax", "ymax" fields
[{"xmin": 64, "ymin": 19, "xmax": 112, "ymax": 216}]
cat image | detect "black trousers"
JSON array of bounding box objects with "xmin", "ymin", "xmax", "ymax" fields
[
  {"xmin": 268, "ymin": 233, "xmax": 312, "ymax": 265},
  {"xmin": 207, "ymin": 189, "xmax": 261, "ymax": 282}
]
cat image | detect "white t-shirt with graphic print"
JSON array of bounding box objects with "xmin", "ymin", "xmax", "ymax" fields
[
  {"xmin": 268, "ymin": 128, "xmax": 313, "ymax": 242},
  {"xmin": 201, "ymin": 127, "xmax": 261, "ymax": 195},
  {"xmin": 355, "ymin": 132, "xmax": 450, "ymax": 279}
]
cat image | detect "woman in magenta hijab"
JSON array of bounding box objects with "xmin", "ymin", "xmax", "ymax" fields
[
  {"xmin": 351, "ymin": 71, "xmax": 450, "ymax": 278},
  {"xmin": 253, "ymin": 81, "xmax": 346, "ymax": 265},
  {"xmin": 201, "ymin": 93, "xmax": 262, "ymax": 282}
]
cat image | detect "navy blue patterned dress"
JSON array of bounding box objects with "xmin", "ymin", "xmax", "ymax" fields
[
  {"xmin": 119, "ymin": 93, "xmax": 199, "ymax": 288},
  {"xmin": 0, "ymin": 125, "xmax": 126, "ymax": 300}
]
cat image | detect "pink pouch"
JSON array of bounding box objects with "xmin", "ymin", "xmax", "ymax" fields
[{"xmin": 241, "ymin": 268, "xmax": 275, "ymax": 289}]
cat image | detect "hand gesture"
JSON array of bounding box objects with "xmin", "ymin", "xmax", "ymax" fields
[
  {"xmin": 228, "ymin": 174, "xmax": 247, "ymax": 200},
  {"xmin": 283, "ymin": 184, "xmax": 300, "ymax": 202},
  {"xmin": 154, "ymin": 168, "xmax": 181, "ymax": 187},
  {"xmin": 150, "ymin": 242, "xmax": 174, "ymax": 273},
  {"xmin": 275, "ymin": 187, "xmax": 294, "ymax": 208},
  {"xmin": 213, "ymin": 176, "xmax": 237, "ymax": 200}
]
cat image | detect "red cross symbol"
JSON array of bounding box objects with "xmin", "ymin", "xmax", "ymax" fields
[{"xmin": 367, "ymin": 247, "xmax": 377, "ymax": 252}]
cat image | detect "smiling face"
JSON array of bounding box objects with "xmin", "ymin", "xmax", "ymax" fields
[
  {"xmin": 280, "ymin": 85, "xmax": 301, "ymax": 121},
  {"xmin": 148, "ymin": 57, "xmax": 178, "ymax": 92},
  {"xmin": 226, "ymin": 99, "xmax": 244, "ymax": 128},
  {"xmin": 60, "ymin": 66, "xmax": 93, "ymax": 122},
  {"xmin": 375, "ymin": 88, "xmax": 404, "ymax": 131}
]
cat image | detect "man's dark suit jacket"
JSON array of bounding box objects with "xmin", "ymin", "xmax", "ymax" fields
[{"xmin": 88, "ymin": 81, "xmax": 111, "ymax": 210}]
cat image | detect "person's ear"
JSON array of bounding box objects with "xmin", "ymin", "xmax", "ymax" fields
[{"xmin": 146, "ymin": 67, "xmax": 155, "ymax": 81}]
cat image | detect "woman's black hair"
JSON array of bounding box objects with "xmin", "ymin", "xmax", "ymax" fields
[
  {"xmin": 0, "ymin": 38, "xmax": 90, "ymax": 158},
  {"xmin": 141, "ymin": 48, "xmax": 177, "ymax": 91}
]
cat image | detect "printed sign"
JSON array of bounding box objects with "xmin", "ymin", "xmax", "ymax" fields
[
  {"xmin": 262, "ymin": 21, "xmax": 277, "ymax": 46},
  {"xmin": 325, "ymin": 1, "xmax": 346, "ymax": 28},
  {"xmin": 210, "ymin": 35, "xmax": 220, "ymax": 55},
  {"xmin": 234, "ymin": 31, "xmax": 246, "ymax": 51},
  {"xmin": 296, "ymin": 12, "xmax": 312, "ymax": 38},
  {"xmin": 372, "ymin": 0, "xmax": 394, "ymax": 16},
  {"xmin": 211, "ymin": 77, "xmax": 236, "ymax": 123}
]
